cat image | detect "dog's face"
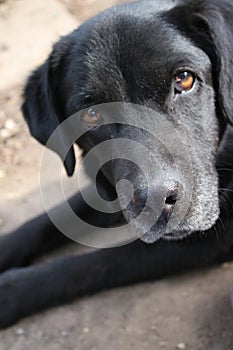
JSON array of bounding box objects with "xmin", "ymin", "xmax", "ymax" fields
[{"xmin": 22, "ymin": 0, "xmax": 233, "ymax": 243}]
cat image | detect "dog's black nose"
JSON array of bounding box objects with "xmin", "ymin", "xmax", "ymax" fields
[{"xmin": 134, "ymin": 182, "xmax": 181, "ymax": 225}]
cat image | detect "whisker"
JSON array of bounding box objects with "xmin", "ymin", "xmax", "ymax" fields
[
  {"xmin": 218, "ymin": 216, "xmax": 226, "ymax": 232},
  {"xmin": 219, "ymin": 188, "xmax": 233, "ymax": 193},
  {"xmin": 213, "ymin": 225, "xmax": 220, "ymax": 239},
  {"xmin": 216, "ymin": 168, "xmax": 233, "ymax": 172},
  {"xmin": 219, "ymin": 190, "xmax": 233, "ymax": 214},
  {"xmin": 219, "ymin": 190, "xmax": 232, "ymax": 202}
]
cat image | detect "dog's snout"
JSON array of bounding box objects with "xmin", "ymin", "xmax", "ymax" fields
[{"xmin": 133, "ymin": 182, "xmax": 181, "ymax": 227}]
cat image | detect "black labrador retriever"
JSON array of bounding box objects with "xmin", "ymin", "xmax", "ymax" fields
[{"xmin": 1, "ymin": 0, "xmax": 233, "ymax": 328}]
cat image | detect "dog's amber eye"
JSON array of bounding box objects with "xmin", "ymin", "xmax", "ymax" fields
[
  {"xmin": 82, "ymin": 107, "xmax": 102, "ymax": 126},
  {"xmin": 174, "ymin": 71, "xmax": 195, "ymax": 93}
]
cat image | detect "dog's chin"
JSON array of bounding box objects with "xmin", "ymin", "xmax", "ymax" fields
[
  {"xmin": 124, "ymin": 202, "xmax": 220, "ymax": 244},
  {"xmin": 122, "ymin": 209, "xmax": 193, "ymax": 244}
]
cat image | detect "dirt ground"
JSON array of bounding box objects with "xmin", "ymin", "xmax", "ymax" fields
[{"xmin": 0, "ymin": 1, "xmax": 233, "ymax": 349}]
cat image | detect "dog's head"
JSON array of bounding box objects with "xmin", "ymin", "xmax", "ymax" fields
[{"xmin": 22, "ymin": 0, "xmax": 233, "ymax": 243}]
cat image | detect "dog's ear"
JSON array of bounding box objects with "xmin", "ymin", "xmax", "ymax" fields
[
  {"xmin": 22, "ymin": 40, "xmax": 76, "ymax": 176},
  {"xmin": 189, "ymin": 0, "xmax": 233, "ymax": 124}
]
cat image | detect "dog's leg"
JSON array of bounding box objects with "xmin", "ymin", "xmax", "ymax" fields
[
  {"xmin": 0, "ymin": 228, "xmax": 232, "ymax": 328},
  {"xmin": 0, "ymin": 213, "xmax": 69, "ymax": 272},
  {"xmin": 0, "ymin": 185, "xmax": 120, "ymax": 272}
]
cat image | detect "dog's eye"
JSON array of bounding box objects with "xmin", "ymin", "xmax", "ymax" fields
[
  {"xmin": 174, "ymin": 71, "xmax": 195, "ymax": 93},
  {"xmin": 82, "ymin": 107, "xmax": 102, "ymax": 126}
]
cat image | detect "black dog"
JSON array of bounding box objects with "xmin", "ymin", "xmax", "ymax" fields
[{"xmin": 1, "ymin": 0, "xmax": 233, "ymax": 328}]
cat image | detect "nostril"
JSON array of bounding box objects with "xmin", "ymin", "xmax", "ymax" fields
[
  {"xmin": 165, "ymin": 194, "xmax": 178, "ymax": 206},
  {"xmin": 165, "ymin": 186, "xmax": 179, "ymax": 206},
  {"xmin": 163, "ymin": 191, "xmax": 178, "ymax": 222}
]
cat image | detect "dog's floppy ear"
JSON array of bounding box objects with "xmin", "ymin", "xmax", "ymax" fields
[
  {"xmin": 22, "ymin": 41, "xmax": 76, "ymax": 176},
  {"xmin": 190, "ymin": 0, "xmax": 233, "ymax": 124}
]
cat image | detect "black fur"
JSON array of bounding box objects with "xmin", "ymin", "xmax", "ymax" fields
[{"xmin": 0, "ymin": 0, "xmax": 233, "ymax": 328}]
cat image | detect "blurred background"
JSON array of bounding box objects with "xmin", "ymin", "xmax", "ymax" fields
[{"xmin": 0, "ymin": 1, "xmax": 233, "ymax": 349}]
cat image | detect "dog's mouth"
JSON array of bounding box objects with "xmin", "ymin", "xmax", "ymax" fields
[
  {"xmin": 140, "ymin": 225, "xmax": 191, "ymax": 244},
  {"xmin": 160, "ymin": 230, "xmax": 192, "ymax": 241},
  {"xmin": 122, "ymin": 202, "xmax": 191, "ymax": 243}
]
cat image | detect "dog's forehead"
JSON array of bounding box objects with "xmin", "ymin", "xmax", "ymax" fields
[
  {"xmin": 81, "ymin": 9, "xmax": 207, "ymax": 103},
  {"xmin": 103, "ymin": 0, "xmax": 181, "ymax": 18},
  {"xmin": 85, "ymin": 1, "xmax": 191, "ymax": 61}
]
